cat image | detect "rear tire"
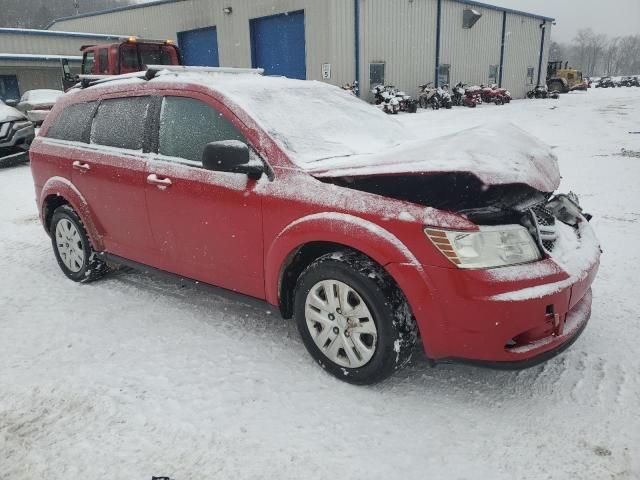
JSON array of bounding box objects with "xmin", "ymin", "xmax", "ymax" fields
[
  {"xmin": 294, "ymin": 251, "xmax": 418, "ymax": 385},
  {"xmin": 50, "ymin": 205, "xmax": 109, "ymax": 283}
]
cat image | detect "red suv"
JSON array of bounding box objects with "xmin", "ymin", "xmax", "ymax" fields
[{"xmin": 29, "ymin": 69, "xmax": 601, "ymax": 384}]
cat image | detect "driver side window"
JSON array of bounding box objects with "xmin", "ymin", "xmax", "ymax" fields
[{"xmin": 158, "ymin": 96, "xmax": 246, "ymax": 163}]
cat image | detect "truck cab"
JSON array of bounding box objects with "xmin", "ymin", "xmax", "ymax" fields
[{"xmin": 63, "ymin": 37, "xmax": 181, "ymax": 90}]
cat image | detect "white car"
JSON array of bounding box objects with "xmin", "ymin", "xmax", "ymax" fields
[{"xmin": 17, "ymin": 89, "xmax": 64, "ymax": 125}]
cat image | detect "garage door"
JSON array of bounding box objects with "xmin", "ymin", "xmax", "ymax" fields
[
  {"xmin": 177, "ymin": 26, "xmax": 219, "ymax": 67},
  {"xmin": 250, "ymin": 10, "xmax": 306, "ymax": 79}
]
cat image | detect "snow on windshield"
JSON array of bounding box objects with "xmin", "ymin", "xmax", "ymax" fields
[{"xmin": 198, "ymin": 76, "xmax": 415, "ymax": 165}]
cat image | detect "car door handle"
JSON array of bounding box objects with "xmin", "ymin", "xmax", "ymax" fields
[
  {"xmin": 147, "ymin": 173, "xmax": 173, "ymax": 189},
  {"xmin": 72, "ymin": 160, "xmax": 91, "ymax": 172}
]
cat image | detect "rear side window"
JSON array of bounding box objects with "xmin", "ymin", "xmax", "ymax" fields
[
  {"xmin": 91, "ymin": 96, "xmax": 152, "ymax": 151},
  {"xmin": 158, "ymin": 96, "xmax": 245, "ymax": 162},
  {"xmin": 46, "ymin": 102, "xmax": 96, "ymax": 143}
]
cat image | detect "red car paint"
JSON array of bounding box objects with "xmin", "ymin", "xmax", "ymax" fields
[{"xmin": 29, "ymin": 78, "xmax": 600, "ymax": 366}]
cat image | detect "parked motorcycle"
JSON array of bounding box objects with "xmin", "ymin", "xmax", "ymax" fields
[
  {"xmin": 418, "ymin": 83, "xmax": 442, "ymax": 110},
  {"xmin": 480, "ymin": 84, "xmax": 507, "ymax": 105},
  {"xmin": 392, "ymin": 87, "xmax": 417, "ymax": 113},
  {"xmin": 491, "ymin": 84, "xmax": 512, "ymax": 103},
  {"xmin": 619, "ymin": 76, "xmax": 640, "ymax": 87},
  {"xmin": 526, "ymin": 85, "xmax": 560, "ymax": 99},
  {"xmin": 595, "ymin": 77, "xmax": 616, "ymax": 88},
  {"xmin": 464, "ymin": 85, "xmax": 483, "ymax": 107},
  {"xmin": 451, "ymin": 82, "xmax": 477, "ymax": 108},
  {"xmin": 438, "ymin": 85, "xmax": 453, "ymax": 109},
  {"xmin": 341, "ymin": 81, "xmax": 360, "ymax": 96},
  {"xmin": 372, "ymin": 85, "xmax": 400, "ymax": 114}
]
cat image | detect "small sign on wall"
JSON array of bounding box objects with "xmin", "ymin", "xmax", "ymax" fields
[{"xmin": 321, "ymin": 63, "xmax": 331, "ymax": 80}]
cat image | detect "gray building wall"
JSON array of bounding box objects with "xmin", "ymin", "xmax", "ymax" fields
[
  {"xmin": 47, "ymin": 0, "xmax": 553, "ymax": 99},
  {"xmin": 358, "ymin": 0, "xmax": 438, "ymax": 99},
  {"xmin": 49, "ymin": 0, "xmax": 356, "ymax": 89},
  {"xmin": 502, "ymin": 14, "xmax": 551, "ymax": 99},
  {"xmin": 0, "ymin": 62, "xmax": 79, "ymax": 93},
  {"xmin": 0, "ymin": 30, "xmax": 107, "ymax": 97},
  {"xmin": 440, "ymin": 0, "xmax": 502, "ymax": 89}
]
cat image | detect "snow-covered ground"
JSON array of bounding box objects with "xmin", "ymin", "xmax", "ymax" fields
[{"xmin": 1, "ymin": 87, "xmax": 639, "ymax": 480}]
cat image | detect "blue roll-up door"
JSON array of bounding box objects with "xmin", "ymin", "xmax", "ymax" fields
[
  {"xmin": 177, "ymin": 26, "xmax": 219, "ymax": 67},
  {"xmin": 0, "ymin": 75, "xmax": 20, "ymax": 101},
  {"xmin": 250, "ymin": 10, "xmax": 306, "ymax": 79}
]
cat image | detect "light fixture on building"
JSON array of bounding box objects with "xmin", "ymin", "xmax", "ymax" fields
[
  {"xmin": 463, "ymin": 9, "xmax": 482, "ymax": 29},
  {"xmin": 223, "ymin": 6, "xmax": 233, "ymax": 14}
]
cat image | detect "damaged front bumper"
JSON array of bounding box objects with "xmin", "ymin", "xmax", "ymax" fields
[{"xmin": 402, "ymin": 198, "xmax": 601, "ymax": 366}]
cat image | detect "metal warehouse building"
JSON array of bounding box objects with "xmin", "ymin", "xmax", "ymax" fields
[
  {"xmin": 44, "ymin": 0, "xmax": 553, "ymax": 99},
  {"xmin": 0, "ymin": 28, "xmax": 128, "ymax": 100}
]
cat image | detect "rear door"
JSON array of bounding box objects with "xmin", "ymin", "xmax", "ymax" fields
[
  {"xmin": 143, "ymin": 93, "xmax": 265, "ymax": 298},
  {"xmin": 70, "ymin": 95, "xmax": 157, "ymax": 264}
]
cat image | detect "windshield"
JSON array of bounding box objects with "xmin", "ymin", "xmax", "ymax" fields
[{"xmin": 214, "ymin": 78, "xmax": 414, "ymax": 166}]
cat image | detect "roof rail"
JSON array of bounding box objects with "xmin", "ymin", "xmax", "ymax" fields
[
  {"xmin": 75, "ymin": 65, "xmax": 264, "ymax": 90},
  {"xmin": 145, "ymin": 65, "xmax": 264, "ymax": 76}
]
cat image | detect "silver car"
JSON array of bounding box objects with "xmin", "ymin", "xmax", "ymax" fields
[
  {"xmin": 17, "ymin": 89, "xmax": 64, "ymax": 125},
  {"xmin": 0, "ymin": 99, "xmax": 35, "ymax": 167}
]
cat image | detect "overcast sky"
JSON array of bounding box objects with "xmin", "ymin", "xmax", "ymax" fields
[{"xmin": 487, "ymin": 0, "xmax": 640, "ymax": 43}]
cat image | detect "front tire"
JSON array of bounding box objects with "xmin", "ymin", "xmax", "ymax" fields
[
  {"xmin": 50, "ymin": 205, "xmax": 109, "ymax": 283},
  {"xmin": 294, "ymin": 251, "xmax": 418, "ymax": 385}
]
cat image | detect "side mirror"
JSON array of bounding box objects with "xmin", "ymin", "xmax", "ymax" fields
[
  {"xmin": 5, "ymin": 99, "xmax": 18, "ymax": 107},
  {"xmin": 202, "ymin": 140, "xmax": 264, "ymax": 180}
]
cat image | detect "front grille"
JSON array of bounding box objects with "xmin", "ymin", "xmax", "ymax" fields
[{"xmin": 530, "ymin": 204, "xmax": 557, "ymax": 252}]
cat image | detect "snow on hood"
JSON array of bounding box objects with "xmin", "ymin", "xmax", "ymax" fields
[
  {"xmin": 0, "ymin": 101, "xmax": 26, "ymax": 122},
  {"xmin": 308, "ymin": 122, "xmax": 561, "ymax": 193}
]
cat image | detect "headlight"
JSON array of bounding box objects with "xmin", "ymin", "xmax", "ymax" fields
[{"xmin": 425, "ymin": 225, "xmax": 541, "ymax": 269}]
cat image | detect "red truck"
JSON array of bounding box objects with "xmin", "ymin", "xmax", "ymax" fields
[{"xmin": 62, "ymin": 37, "xmax": 182, "ymax": 89}]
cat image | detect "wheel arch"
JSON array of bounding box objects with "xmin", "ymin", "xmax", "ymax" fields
[
  {"xmin": 39, "ymin": 176, "xmax": 105, "ymax": 251},
  {"xmin": 266, "ymin": 213, "xmax": 432, "ymax": 319}
]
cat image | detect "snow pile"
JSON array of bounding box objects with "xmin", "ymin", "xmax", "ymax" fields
[{"xmin": 549, "ymin": 219, "xmax": 601, "ymax": 279}]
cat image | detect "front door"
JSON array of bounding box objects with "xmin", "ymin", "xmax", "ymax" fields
[{"xmin": 144, "ymin": 94, "xmax": 264, "ymax": 298}]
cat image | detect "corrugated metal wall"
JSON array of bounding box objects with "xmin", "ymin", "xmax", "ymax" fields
[
  {"xmin": 48, "ymin": 0, "xmax": 551, "ymax": 99},
  {"xmin": 49, "ymin": 0, "xmax": 356, "ymax": 89},
  {"xmin": 0, "ymin": 64, "xmax": 72, "ymax": 92},
  {"xmin": 502, "ymin": 14, "xmax": 549, "ymax": 98},
  {"xmin": 359, "ymin": 0, "xmax": 438, "ymax": 99},
  {"xmin": 440, "ymin": 0, "xmax": 502, "ymax": 88},
  {"xmin": 0, "ymin": 32, "xmax": 121, "ymax": 56}
]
